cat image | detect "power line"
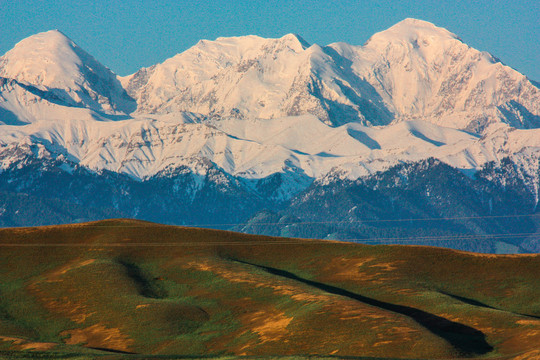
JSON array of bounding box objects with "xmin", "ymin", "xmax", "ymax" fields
[
  {"xmin": 0, "ymin": 230, "xmax": 538, "ymax": 247},
  {"xmin": 6, "ymin": 212, "xmax": 539, "ymax": 229},
  {"xmin": 338, "ymin": 232, "xmax": 539, "ymax": 242},
  {"xmin": 196, "ymin": 213, "xmax": 540, "ymax": 227}
]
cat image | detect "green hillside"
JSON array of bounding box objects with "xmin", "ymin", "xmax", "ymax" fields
[{"xmin": 0, "ymin": 219, "xmax": 539, "ymax": 359}]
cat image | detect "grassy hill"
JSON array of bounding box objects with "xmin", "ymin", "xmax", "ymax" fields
[{"xmin": 0, "ymin": 219, "xmax": 538, "ymax": 359}]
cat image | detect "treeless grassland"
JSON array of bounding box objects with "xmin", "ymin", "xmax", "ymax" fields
[{"xmin": 0, "ymin": 219, "xmax": 538, "ymax": 359}]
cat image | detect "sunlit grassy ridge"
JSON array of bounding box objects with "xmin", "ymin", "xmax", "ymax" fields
[{"xmin": 0, "ymin": 219, "xmax": 539, "ymax": 359}]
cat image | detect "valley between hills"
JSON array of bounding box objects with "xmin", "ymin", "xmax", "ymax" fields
[{"xmin": 0, "ymin": 220, "xmax": 539, "ymax": 359}]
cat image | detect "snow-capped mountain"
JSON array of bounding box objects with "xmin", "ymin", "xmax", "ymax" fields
[
  {"xmin": 1, "ymin": 20, "xmax": 538, "ymax": 183},
  {"xmin": 332, "ymin": 19, "xmax": 540, "ymax": 132},
  {"xmin": 0, "ymin": 30, "xmax": 135, "ymax": 115},
  {"xmin": 0, "ymin": 19, "xmax": 539, "ymax": 252},
  {"xmin": 123, "ymin": 18, "xmax": 540, "ymax": 132},
  {"xmin": 121, "ymin": 33, "xmax": 392, "ymax": 126}
]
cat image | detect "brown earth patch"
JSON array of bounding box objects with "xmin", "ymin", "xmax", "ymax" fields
[
  {"xmin": 383, "ymin": 325, "xmax": 417, "ymax": 342},
  {"xmin": 185, "ymin": 260, "xmax": 331, "ymax": 304},
  {"xmin": 231, "ymin": 306, "xmax": 294, "ymax": 356},
  {"xmin": 247, "ymin": 310, "xmax": 292, "ymax": 343},
  {"xmin": 186, "ymin": 259, "xmax": 415, "ymax": 330},
  {"xmin": 336, "ymin": 270, "xmax": 382, "ymax": 283},
  {"xmin": 61, "ymin": 323, "xmax": 134, "ymax": 352},
  {"xmin": 517, "ymin": 319, "xmax": 540, "ymax": 326},
  {"xmin": 19, "ymin": 342, "xmax": 57, "ymax": 351},
  {"xmin": 31, "ymin": 291, "xmax": 93, "ymax": 324},
  {"xmin": 523, "ymin": 330, "xmax": 540, "ymax": 337},
  {"xmin": 320, "ymin": 257, "xmax": 404, "ymax": 285},
  {"xmin": 334, "ymin": 302, "xmax": 389, "ymax": 321},
  {"xmin": 0, "ymin": 336, "xmax": 23, "ymax": 345},
  {"xmin": 492, "ymin": 329, "xmax": 540, "ymax": 357},
  {"xmin": 45, "ymin": 259, "xmax": 96, "ymax": 282},
  {"xmin": 394, "ymin": 288, "xmax": 418, "ymax": 295},
  {"xmin": 373, "ymin": 340, "xmax": 393, "ymax": 347},
  {"xmin": 369, "ymin": 261, "xmax": 404, "ymax": 272},
  {"xmin": 0, "ymin": 336, "xmax": 56, "ymax": 351},
  {"xmin": 321, "ymin": 257, "xmax": 375, "ymax": 280},
  {"xmin": 510, "ymin": 350, "xmax": 540, "ymax": 360}
]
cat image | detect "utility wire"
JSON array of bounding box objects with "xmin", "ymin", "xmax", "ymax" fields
[
  {"xmin": 8, "ymin": 212, "xmax": 539, "ymax": 229},
  {"xmin": 0, "ymin": 230, "xmax": 539, "ymax": 246}
]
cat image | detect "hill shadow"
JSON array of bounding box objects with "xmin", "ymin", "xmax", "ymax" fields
[
  {"xmin": 0, "ymin": 107, "xmax": 26, "ymax": 126},
  {"xmin": 440, "ymin": 290, "xmax": 540, "ymax": 320},
  {"xmin": 232, "ymin": 258, "xmax": 493, "ymax": 357}
]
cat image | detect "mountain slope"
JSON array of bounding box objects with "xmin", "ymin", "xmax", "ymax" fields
[
  {"xmin": 237, "ymin": 158, "xmax": 540, "ymax": 253},
  {"xmin": 0, "ymin": 20, "xmax": 537, "ymax": 183},
  {"xmin": 0, "ymin": 220, "xmax": 538, "ymax": 359},
  {"xmin": 330, "ymin": 18, "xmax": 540, "ymax": 132},
  {"xmin": 0, "ymin": 30, "xmax": 135, "ymax": 115},
  {"xmin": 0, "ymin": 21, "xmax": 538, "ymax": 182},
  {"xmin": 121, "ymin": 19, "xmax": 540, "ymax": 132},
  {"xmin": 0, "ymin": 20, "xmax": 539, "ymax": 252},
  {"xmin": 121, "ymin": 33, "xmax": 393, "ymax": 126}
]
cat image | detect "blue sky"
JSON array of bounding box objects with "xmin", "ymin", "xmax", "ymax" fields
[{"xmin": 1, "ymin": 0, "xmax": 539, "ymax": 79}]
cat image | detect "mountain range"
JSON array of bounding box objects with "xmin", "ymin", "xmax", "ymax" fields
[{"xmin": 0, "ymin": 19, "xmax": 539, "ymax": 253}]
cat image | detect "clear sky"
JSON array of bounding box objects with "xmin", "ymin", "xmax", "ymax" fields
[{"xmin": 1, "ymin": 0, "xmax": 539, "ymax": 80}]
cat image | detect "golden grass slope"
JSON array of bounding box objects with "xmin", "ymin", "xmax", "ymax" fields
[{"xmin": 0, "ymin": 219, "xmax": 538, "ymax": 359}]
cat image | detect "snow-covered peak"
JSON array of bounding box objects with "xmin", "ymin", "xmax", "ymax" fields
[
  {"xmin": 209, "ymin": 33, "xmax": 309, "ymax": 53},
  {"xmin": 122, "ymin": 31, "xmax": 393, "ymax": 126},
  {"xmin": 276, "ymin": 33, "xmax": 310, "ymax": 51},
  {"xmin": 374, "ymin": 18, "xmax": 459, "ymax": 42},
  {"xmin": 0, "ymin": 21, "xmax": 539, "ymax": 203},
  {"xmin": 1, "ymin": 30, "xmax": 81, "ymax": 85},
  {"xmin": 362, "ymin": 18, "xmax": 461, "ymax": 61},
  {"xmin": 0, "ymin": 30, "xmax": 135, "ymax": 114},
  {"xmin": 3, "ymin": 20, "xmax": 540, "ymax": 135},
  {"xmin": 158, "ymin": 33, "xmax": 310, "ymax": 72},
  {"xmin": 332, "ymin": 18, "xmax": 540, "ymax": 132},
  {"xmin": 121, "ymin": 20, "xmax": 540, "ymax": 131}
]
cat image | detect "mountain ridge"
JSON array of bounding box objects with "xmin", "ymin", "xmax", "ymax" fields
[
  {"xmin": 0, "ymin": 19, "xmax": 539, "ymax": 252},
  {"xmin": 0, "ymin": 30, "xmax": 135, "ymax": 114}
]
